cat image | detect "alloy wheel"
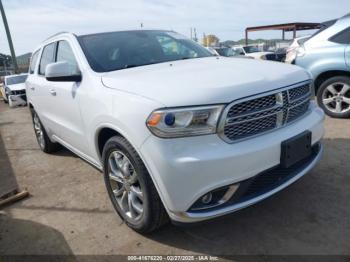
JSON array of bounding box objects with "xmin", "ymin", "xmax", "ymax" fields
[
  {"xmin": 33, "ymin": 113, "xmax": 45, "ymax": 149},
  {"xmin": 322, "ymin": 82, "xmax": 350, "ymax": 114},
  {"xmin": 107, "ymin": 151, "xmax": 144, "ymax": 222}
]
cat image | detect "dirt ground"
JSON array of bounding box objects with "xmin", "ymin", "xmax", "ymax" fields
[{"xmin": 0, "ymin": 101, "xmax": 349, "ymax": 258}]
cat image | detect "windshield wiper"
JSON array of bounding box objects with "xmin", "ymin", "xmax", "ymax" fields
[{"xmin": 123, "ymin": 62, "xmax": 158, "ymax": 69}]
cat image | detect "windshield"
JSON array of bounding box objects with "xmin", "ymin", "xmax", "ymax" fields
[
  {"xmin": 78, "ymin": 30, "xmax": 213, "ymax": 72},
  {"xmin": 215, "ymin": 48, "xmax": 238, "ymax": 57},
  {"xmin": 6, "ymin": 75, "xmax": 27, "ymax": 85},
  {"xmin": 243, "ymin": 46, "xmax": 260, "ymax": 53}
]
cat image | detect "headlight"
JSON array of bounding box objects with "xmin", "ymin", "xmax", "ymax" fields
[
  {"xmin": 296, "ymin": 46, "xmax": 306, "ymax": 57},
  {"xmin": 146, "ymin": 105, "xmax": 224, "ymax": 138}
]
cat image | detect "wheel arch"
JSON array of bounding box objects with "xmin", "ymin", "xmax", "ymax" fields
[
  {"xmin": 28, "ymin": 102, "xmax": 35, "ymax": 115},
  {"xmin": 314, "ymin": 70, "xmax": 350, "ymax": 93},
  {"xmin": 95, "ymin": 126, "xmax": 125, "ymax": 161}
]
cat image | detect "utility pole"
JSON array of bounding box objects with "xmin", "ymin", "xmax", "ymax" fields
[
  {"xmin": 0, "ymin": 0, "xmax": 18, "ymax": 73},
  {"xmin": 193, "ymin": 28, "xmax": 198, "ymax": 42}
]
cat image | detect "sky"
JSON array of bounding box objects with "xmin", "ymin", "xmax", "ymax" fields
[{"xmin": 0, "ymin": 0, "xmax": 349, "ymax": 55}]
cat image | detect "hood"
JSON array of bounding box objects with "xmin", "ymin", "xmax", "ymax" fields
[
  {"xmin": 6, "ymin": 83, "xmax": 26, "ymax": 91},
  {"xmin": 101, "ymin": 57, "xmax": 310, "ymax": 107}
]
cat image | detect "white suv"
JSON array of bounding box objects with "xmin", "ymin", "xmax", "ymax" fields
[{"xmin": 26, "ymin": 30, "xmax": 325, "ymax": 233}]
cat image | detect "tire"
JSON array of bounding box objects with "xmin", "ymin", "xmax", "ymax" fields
[
  {"xmin": 317, "ymin": 76, "xmax": 350, "ymax": 118},
  {"xmin": 31, "ymin": 109, "xmax": 61, "ymax": 153},
  {"xmin": 102, "ymin": 136, "xmax": 168, "ymax": 233}
]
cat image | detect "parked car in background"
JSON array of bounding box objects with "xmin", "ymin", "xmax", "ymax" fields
[
  {"xmin": 232, "ymin": 45, "xmax": 275, "ymax": 60},
  {"xmin": 213, "ymin": 47, "xmax": 253, "ymax": 59},
  {"xmin": 26, "ymin": 30, "xmax": 324, "ymax": 233},
  {"xmin": 295, "ymin": 13, "xmax": 350, "ymax": 118},
  {"xmin": 205, "ymin": 46, "xmax": 218, "ymax": 56},
  {"xmin": 0, "ymin": 74, "xmax": 28, "ymax": 107},
  {"xmin": 285, "ymin": 35, "xmax": 311, "ymax": 64}
]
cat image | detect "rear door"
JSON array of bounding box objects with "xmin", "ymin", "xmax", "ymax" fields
[
  {"xmin": 329, "ymin": 26, "xmax": 350, "ymax": 70},
  {"xmin": 25, "ymin": 49, "xmax": 41, "ymax": 106},
  {"xmin": 35, "ymin": 42, "xmax": 59, "ymax": 134}
]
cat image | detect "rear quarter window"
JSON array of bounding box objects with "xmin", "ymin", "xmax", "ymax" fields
[
  {"xmin": 39, "ymin": 42, "xmax": 56, "ymax": 75},
  {"xmin": 29, "ymin": 50, "xmax": 40, "ymax": 74},
  {"xmin": 329, "ymin": 27, "xmax": 350, "ymax": 44}
]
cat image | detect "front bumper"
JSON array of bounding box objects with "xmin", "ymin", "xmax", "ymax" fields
[
  {"xmin": 8, "ymin": 94, "xmax": 27, "ymax": 108},
  {"xmin": 139, "ymin": 102, "xmax": 325, "ymax": 223}
]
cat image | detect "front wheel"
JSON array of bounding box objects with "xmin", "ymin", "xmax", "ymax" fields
[
  {"xmin": 102, "ymin": 136, "xmax": 168, "ymax": 233},
  {"xmin": 317, "ymin": 76, "xmax": 350, "ymax": 118}
]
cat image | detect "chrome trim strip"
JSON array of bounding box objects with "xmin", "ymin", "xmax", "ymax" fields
[
  {"xmin": 226, "ymin": 109, "xmax": 279, "ymax": 125},
  {"xmin": 225, "ymin": 104, "xmax": 283, "ymax": 126},
  {"xmin": 170, "ymin": 143, "xmax": 323, "ymax": 223}
]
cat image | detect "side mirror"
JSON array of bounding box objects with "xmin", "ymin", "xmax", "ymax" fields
[{"xmin": 45, "ymin": 61, "xmax": 82, "ymax": 82}]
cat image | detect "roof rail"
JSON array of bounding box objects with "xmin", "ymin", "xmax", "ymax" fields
[{"xmin": 44, "ymin": 31, "xmax": 73, "ymax": 41}]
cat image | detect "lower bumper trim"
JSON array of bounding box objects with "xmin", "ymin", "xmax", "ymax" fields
[{"xmin": 170, "ymin": 143, "xmax": 323, "ymax": 223}]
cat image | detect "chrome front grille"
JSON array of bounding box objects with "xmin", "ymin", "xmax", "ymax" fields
[{"xmin": 220, "ymin": 83, "xmax": 311, "ymax": 142}]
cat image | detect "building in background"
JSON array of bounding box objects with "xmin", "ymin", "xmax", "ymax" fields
[{"xmin": 202, "ymin": 34, "xmax": 220, "ymax": 47}]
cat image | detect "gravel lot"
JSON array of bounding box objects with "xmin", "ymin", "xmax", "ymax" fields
[{"xmin": 0, "ymin": 102, "xmax": 350, "ymax": 258}]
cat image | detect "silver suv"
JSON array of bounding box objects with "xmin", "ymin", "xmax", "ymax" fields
[{"xmin": 296, "ymin": 13, "xmax": 350, "ymax": 118}]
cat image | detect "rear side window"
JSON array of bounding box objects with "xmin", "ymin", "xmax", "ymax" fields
[
  {"xmin": 39, "ymin": 43, "xmax": 56, "ymax": 75},
  {"xmin": 329, "ymin": 27, "xmax": 350, "ymax": 44},
  {"xmin": 29, "ymin": 50, "xmax": 40, "ymax": 74}
]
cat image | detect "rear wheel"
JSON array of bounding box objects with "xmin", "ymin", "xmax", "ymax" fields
[
  {"xmin": 31, "ymin": 110, "xmax": 61, "ymax": 153},
  {"xmin": 102, "ymin": 136, "xmax": 168, "ymax": 233},
  {"xmin": 317, "ymin": 76, "xmax": 350, "ymax": 118}
]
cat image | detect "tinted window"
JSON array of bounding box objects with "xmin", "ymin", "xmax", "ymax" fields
[
  {"xmin": 39, "ymin": 43, "xmax": 56, "ymax": 75},
  {"xmin": 56, "ymin": 41, "xmax": 79, "ymax": 74},
  {"xmin": 29, "ymin": 50, "xmax": 40, "ymax": 74},
  {"xmin": 329, "ymin": 27, "xmax": 350, "ymax": 44},
  {"xmin": 6, "ymin": 75, "xmax": 28, "ymax": 85},
  {"xmin": 215, "ymin": 48, "xmax": 237, "ymax": 57},
  {"xmin": 78, "ymin": 30, "xmax": 213, "ymax": 72},
  {"xmin": 243, "ymin": 46, "xmax": 260, "ymax": 53}
]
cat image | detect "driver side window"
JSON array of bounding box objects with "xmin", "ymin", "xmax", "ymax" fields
[{"xmin": 56, "ymin": 41, "xmax": 79, "ymax": 75}]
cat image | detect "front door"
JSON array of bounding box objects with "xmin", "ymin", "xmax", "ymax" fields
[{"xmin": 48, "ymin": 40, "xmax": 88, "ymax": 153}]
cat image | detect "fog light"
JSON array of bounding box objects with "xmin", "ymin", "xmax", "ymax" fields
[
  {"xmin": 201, "ymin": 193, "xmax": 212, "ymax": 204},
  {"xmin": 190, "ymin": 184, "xmax": 240, "ymax": 211}
]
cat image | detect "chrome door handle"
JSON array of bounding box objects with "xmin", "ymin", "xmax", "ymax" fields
[{"xmin": 49, "ymin": 89, "xmax": 56, "ymax": 96}]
